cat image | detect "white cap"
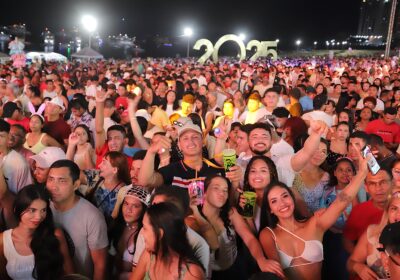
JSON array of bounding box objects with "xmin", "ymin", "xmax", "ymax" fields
[
  {"xmin": 30, "ymin": 147, "xmax": 66, "ymax": 169},
  {"xmin": 175, "ymin": 117, "xmax": 202, "ymax": 138},
  {"xmin": 135, "ymin": 109, "xmax": 151, "ymax": 121},
  {"xmin": 49, "ymin": 96, "xmax": 65, "ymax": 111}
]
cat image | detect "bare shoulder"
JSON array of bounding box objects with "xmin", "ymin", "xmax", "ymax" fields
[{"xmin": 184, "ymin": 263, "xmax": 205, "ymax": 280}]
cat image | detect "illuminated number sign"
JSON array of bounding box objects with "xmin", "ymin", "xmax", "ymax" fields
[{"xmin": 193, "ymin": 34, "xmax": 278, "ymax": 64}]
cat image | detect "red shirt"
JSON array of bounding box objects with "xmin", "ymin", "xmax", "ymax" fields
[
  {"xmin": 343, "ymin": 200, "xmax": 384, "ymax": 242},
  {"xmin": 6, "ymin": 117, "xmax": 30, "ymax": 132},
  {"xmin": 365, "ymin": 119, "xmax": 400, "ymax": 143},
  {"xmin": 44, "ymin": 117, "xmax": 71, "ymax": 146},
  {"xmin": 95, "ymin": 142, "xmax": 132, "ymax": 169}
]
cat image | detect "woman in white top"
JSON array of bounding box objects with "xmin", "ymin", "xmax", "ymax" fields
[
  {"xmin": 187, "ymin": 174, "xmax": 284, "ymax": 278},
  {"xmin": 109, "ymin": 185, "xmax": 150, "ymax": 279},
  {"xmin": 259, "ymin": 148, "xmax": 368, "ymax": 280},
  {"xmin": 347, "ymin": 192, "xmax": 400, "ymax": 280},
  {"xmin": 0, "ymin": 184, "xmax": 73, "ymax": 280},
  {"xmin": 161, "ymin": 90, "xmax": 180, "ymax": 117}
]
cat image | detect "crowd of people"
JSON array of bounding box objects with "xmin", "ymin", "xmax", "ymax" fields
[{"xmin": 0, "ymin": 55, "xmax": 399, "ymax": 279}]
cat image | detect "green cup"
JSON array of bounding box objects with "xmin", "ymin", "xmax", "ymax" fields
[
  {"xmin": 242, "ymin": 191, "xmax": 256, "ymax": 218},
  {"xmin": 222, "ymin": 149, "xmax": 236, "ymax": 171}
]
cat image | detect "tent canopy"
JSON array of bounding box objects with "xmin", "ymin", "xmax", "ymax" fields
[
  {"xmin": 26, "ymin": 52, "xmax": 67, "ymax": 62},
  {"xmin": 71, "ymin": 47, "xmax": 103, "ymax": 59},
  {"xmin": 0, "ymin": 52, "xmax": 11, "ymax": 63}
]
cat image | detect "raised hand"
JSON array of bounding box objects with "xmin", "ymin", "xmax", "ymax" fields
[
  {"xmin": 68, "ymin": 132, "xmax": 80, "ymax": 147},
  {"xmin": 148, "ymin": 135, "xmax": 172, "ymax": 155},
  {"xmin": 309, "ymin": 119, "xmax": 328, "ymax": 137},
  {"xmin": 95, "ymin": 90, "xmax": 108, "ymax": 103}
]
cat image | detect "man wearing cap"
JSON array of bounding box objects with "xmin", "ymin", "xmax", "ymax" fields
[
  {"xmin": 0, "ymin": 119, "xmax": 32, "ymax": 194},
  {"xmin": 379, "ymin": 221, "xmax": 400, "ymax": 278},
  {"xmin": 95, "ymin": 90, "xmax": 132, "ymax": 168},
  {"xmin": 30, "ymin": 146, "xmax": 66, "ymax": 186},
  {"xmin": 45, "ymin": 96, "xmax": 71, "ymax": 146},
  {"xmin": 138, "ymin": 117, "xmax": 242, "ymax": 190}
]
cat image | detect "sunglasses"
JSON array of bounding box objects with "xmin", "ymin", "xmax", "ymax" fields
[{"xmin": 173, "ymin": 120, "xmax": 189, "ymax": 127}]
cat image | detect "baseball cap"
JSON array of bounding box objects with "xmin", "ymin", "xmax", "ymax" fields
[
  {"xmin": 111, "ymin": 185, "xmax": 151, "ymax": 218},
  {"xmin": 49, "ymin": 96, "xmax": 65, "ymax": 111},
  {"xmin": 115, "ymin": 96, "xmax": 128, "ymax": 111},
  {"xmin": 174, "ymin": 117, "xmax": 202, "ymax": 138},
  {"xmin": 30, "ymin": 147, "xmax": 66, "ymax": 169}
]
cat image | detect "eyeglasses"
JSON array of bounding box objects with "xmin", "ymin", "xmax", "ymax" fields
[{"xmin": 173, "ymin": 120, "xmax": 189, "ymax": 127}]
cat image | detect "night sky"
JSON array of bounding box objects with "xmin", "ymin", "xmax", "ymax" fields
[{"xmin": 3, "ymin": 0, "xmax": 362, "ymax": 50}]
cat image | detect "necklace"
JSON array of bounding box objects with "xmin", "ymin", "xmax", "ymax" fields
[{"xmin": 126, "ymin": 223, "xmax": 137, "ymax": 231}]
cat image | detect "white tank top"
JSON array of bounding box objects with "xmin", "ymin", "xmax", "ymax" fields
[{"xmin": 3, "ymin": 229, "xmax": 35, "ymax": 280}]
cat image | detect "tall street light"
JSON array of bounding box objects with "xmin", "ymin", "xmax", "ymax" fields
[
  {"xmin": 295, "ymin": 39, "xmax": 301, "ymax": 51},
  {"xmin": 82, "ymin": 15, "xmax": 97, "ymax": 48},
  {"xmin": 184, "ymin": 27, "xmax": 193, "ymax": 58}
]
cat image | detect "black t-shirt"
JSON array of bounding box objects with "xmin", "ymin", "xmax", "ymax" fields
[{"xmin": 158, "ymin": 159, "xmax": 225, "ymax": 189}]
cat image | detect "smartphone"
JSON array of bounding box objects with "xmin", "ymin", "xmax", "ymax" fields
[{"xmin": 362, "ymin": 146, "xmax": 380, "ymax": 175}]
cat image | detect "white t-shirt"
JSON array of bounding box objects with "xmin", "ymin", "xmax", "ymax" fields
[
  {"xmin": 302, "ymin": 110, "xmax": 334, "ymax": 127},
  {"xmin": 356, "ymin": 98, "xmax": 385, "ymax": 112},
  {"xmin": 51, "ymin": 198, "xmax": 108, "ymax": 278},
  {"xmin": 3, "ymin": 150, "xmax": 33, "ymax": 194}
]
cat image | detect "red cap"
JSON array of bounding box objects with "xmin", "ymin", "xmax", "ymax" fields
[{"xmin": 115, "ymin": 96, "xmax": 128, "ymax": 110}]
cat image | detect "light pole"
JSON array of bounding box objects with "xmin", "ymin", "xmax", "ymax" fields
[
  {"xmin": 82, "ymin": 15, "xmax": 97, "ymax": 48},
  {"xmin": 295, "ymin": 39, "xmax": 301, "ymax": 51},
  {"xmin": 184, "ymin": 27, "xmax": 193, "ymax": 58}
]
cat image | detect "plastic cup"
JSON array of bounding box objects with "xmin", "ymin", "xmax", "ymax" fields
[
  {"xmin": 222, "ymin": 149, "xmax": 236, "ymax": 171},
  {"xmin": 242, "ymin": 191, "xmax": 256, "ymax": 217}
]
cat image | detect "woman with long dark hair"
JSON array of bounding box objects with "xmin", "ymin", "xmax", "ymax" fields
[
  {"xmin": 241, "ymin": 156, "xmax": 279, "ymax": 234},
  {"xmin": 131, "ymin": 202, "xmax": 205, "ymax": 280},
  {"xmin": 109, "ymin": 185, "xmax": 150, "ymax": 279},
  {"xmin": 259, "ymin": 149, "xmax": 368, "ymax": 280},
  {"xmin": 0, "ymin": 185, "xmax": 73, "ymax": 279},
  {"xmin": 194, "ymin": 95, "xmax": 213, "ymax": 136},
  {"xmin": 161, "ymin": 90, "xmax": 180, "ymax": 117},
  {"xmin": 188, "ymin": 174, "xmax": 284, "ymax": 278}
]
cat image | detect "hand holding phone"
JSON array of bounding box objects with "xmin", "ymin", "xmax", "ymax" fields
[{"xmin": 362, "ymin": 146, "xmax": 380, "ymax": 175}]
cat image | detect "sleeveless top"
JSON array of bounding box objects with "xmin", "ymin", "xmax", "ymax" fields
[
  {"xmin": 3, "ymin": 229, "xmax": 35, "ymax": 280},
  {"xmin": 292, "ymin": 172, "xmax": 330, "ymax": 213},
  {"xmin": 23, "ymin": 133, "xmax": 47, "ymax": 154},
  {"xmin": 366, "ymin": 225, "xmax": 389, "ymax": 279},
  {"xmin": 209, "ymin": 226, "xmax": 237, "ymax": 271},
  {"xmin": 266, "ymin": 225, "xmax": 324, "ymax": 269},
  {"xmin": 144, "ymin": 254, "xmax": 188, "ymax": 280}
]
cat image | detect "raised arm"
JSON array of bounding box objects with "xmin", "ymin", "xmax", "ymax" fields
[
  {"xmin": 94, "ymin": 90, "xmax": 107, "ymax": 151},
  {"xmin": 137, "ymin": 136, "xmax": 171, "ymax": 189},
  {"xmin": 316, "ymin": 149, "xmax": 368, "ymax": 232},
  {"xmin": 127, "ymin": 92, "xmax": 149, "ymax": 149},
  {"xmin": 230, "ymin": 208, "xmax": 284, "ymax": 278},
  {"xmin": 290, "ymin": 120, "xmax": 328, "ymax": 172}
]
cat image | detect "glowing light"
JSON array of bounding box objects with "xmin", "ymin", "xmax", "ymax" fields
[
  {"xmin": 295, "ymin": 39, "xmax": 302, "ymax": 46},
  {"xmin": 184, "ymin": 27, "xmax": 193, "ymax": 37},
  {"xmin": 239, "ymin": 33, "xmax": 246, "ymax": 41},
  {"xmin": 82, "ymin": 15, "xmax": 97, "ymax": 32}
]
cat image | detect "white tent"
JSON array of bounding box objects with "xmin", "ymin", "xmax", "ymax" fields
[
  {"xmin": 71, "ymin": 47, "xmax": 103, "ymax": 60},
  {"xmin": 26, "ymin": 52, "xmax": 67, "ymax": 63},
  {"xmin": 0, "ymin": 52, "xmax": 11, "ymax": 64}
]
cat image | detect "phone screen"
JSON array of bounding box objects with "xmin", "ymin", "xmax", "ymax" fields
[{"xmin": 362, "ymin": 146, "xmax": 380, "ymax": 175}]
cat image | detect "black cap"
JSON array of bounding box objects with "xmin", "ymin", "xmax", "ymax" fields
[{"xmin": 380, "ymin": 221, "xmax": 400, "ymax": 252}]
